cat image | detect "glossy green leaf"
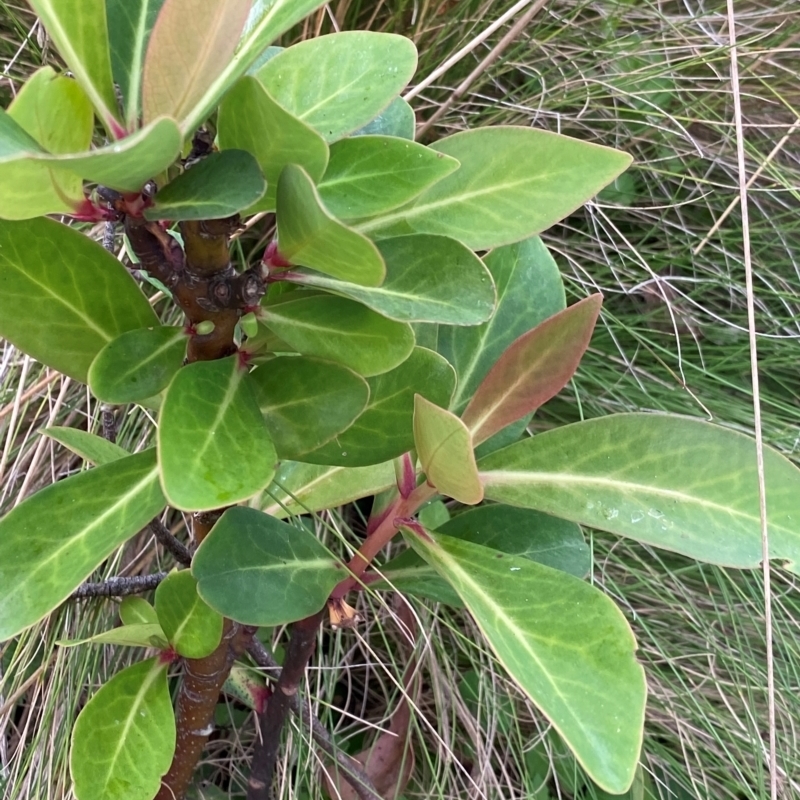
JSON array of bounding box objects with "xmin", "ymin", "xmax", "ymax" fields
[
  {"xmin": 89, "ymin": 326, "xmax": 188, "ymax": 404},
  {"xmin": 0, "ymin": 102, "xmax": 83, "ymax": 219},
  {"xmin": 250, "ymin": 356, "xmax": 369, "ymax": 459},
  {"xmin": 2, "ymin": 66, "xmax": 93, "ymax": 216},
  {"xmin": 289, "ymin": 234, "xmax": 495, "ymax": 325},
  {"xmin": 441, "ymin": 236, "xmax": 566, "ymax": 415},
  {"xmin": 318, "ymin": 137, "xmax": 458, "ymax": 220},
  {"xmin": 39, "ymin": 117, "xmax": 183, "ymax": 192},
  {"xmin": 43, "ymin": 427, "xmax": 129, "ymax": 467},
  {"xmin": 158, "ymin": 357, "xmax": 277, "ymax": 511},
  {"xmin": 180, "ymin": 0, "xmax": 328, "ymax": 135},
  {"xmin": 70, "ymin": 658, "xmax": 175, "ymax": 800},
  {"xmin": 107, "ymin": 0, "xmax": 167, "ymax": 128},
  {"xmin": 463, "ymin": 295, "xmax": 602, "ymax": 445},
  {"xmin": 0, "ymin": 217, "xmax": 157, "ymax": 382},
  {"xmin": 479, "ymin": 413, "xmax": 800, "ymax": 574},
  {"xmin": 58, "ymin": 623, "xmax": 168, "ymax": 650},
  {"xmin": 277, "ymin": 164, "xmax": 385, "ymax": 287},
  {"xmin": 145, "ymin": 150, "xmax": 266, "ymax": 221},
  {"xmin": 261, "ymin": 293, "xmax": 415, "ymax": 377},
  {"xmin": 378, "ymin": 505, "xmax": 589, "ymax": 605},
  {"xmin": 0, "ymin": 449, "xmax": 165, "ymax": 640},
  {"xmin": 353, "ymin": 97, "xmax": 415, "ymax": 140},
  {"xmin": 256, "ymin": 32, "xmax": 417, "ymax": 142},
  {"xmin": 193, "ymin": 507, "xmax": 345, "ymax": 625},
  {"xmin": 359, "ymin": 127, "xmax": 633, "ymax": 249},
  {"xmin": 302, "ymin": 347, "xmax": 455, "ymax": 467},
  {"xmin": 404, "ymin": 527, "xmax": 645, "ymax": 794},
  {"xmin": 414, "ymin": 395, "xmax": 483, "ymax": 505},
  {"xmin": 154, "ymin": 570, "xmax": 224, "ymax": 658},
  {"xmin": 217, "ymin": 76, "xmax": 329, "ymax": 213},
  {"xmin": 120, "ymin": 596, "xmax": 159, "ymax": 626},
  {"xmin": 142, "ymin": 0, "xmax": 252, "ymax": 125},
  {"xmin": 257, "ymin": 459, "xmax": 396, "ymax": 518},
  {"xmin": 29, "ymin": 0, "xmax": 119, "ymax": 130}
]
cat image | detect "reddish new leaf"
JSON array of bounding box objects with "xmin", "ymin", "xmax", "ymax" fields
[
  {"xmin": 142, "ymin": 0, "xmax": 252, "ymax": 126},
  {"xmin": 462, "ymin": 294, "xmax": 602, "ymax": 446}
]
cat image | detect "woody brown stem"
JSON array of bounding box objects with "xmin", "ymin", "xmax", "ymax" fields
[{"xmin": 246, "ymin": 611, "xmax": 325, "ymax": 800}]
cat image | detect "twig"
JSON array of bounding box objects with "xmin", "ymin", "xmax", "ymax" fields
[
  {"xmin": 246, "ymin": 638, "xmax": 381, "ymax": 800},
  {"xmin": 149, "ymin": 518, "xmax": 193, "ymax": 566},
  {"xmin": 100, "ymin": 404, "xmax": 117, "ymax": 443},
  {"xmin": 415, "ymin": 0, "xmax": 549, "ymax": 139},
  {"xmin": 71, "ymin": 572, "xmax": 167, "ymax": 599},
  {"xmin": 246, "ymin": 611, "xmax": 325, "ymax": 800}
]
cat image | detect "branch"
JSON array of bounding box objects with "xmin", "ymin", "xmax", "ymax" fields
[
  {"xmin": 149, "ymin": 518, "xmax": 192, "ymax": 566},
  {"xmin": 71, "ymin": 572, "xmax": 167, "ymax": 599},
  {"xmin": 246, "ymin": 611, "xmax": 325, "ymax": 800},
  {"xmin": 246, "ymin": 639, "xmax": 381, "ymax": 800}
]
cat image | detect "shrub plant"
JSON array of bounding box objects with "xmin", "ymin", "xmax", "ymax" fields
[{"xmin": 0, "ymin": 1, "xmax": 798, "ymax": 799}]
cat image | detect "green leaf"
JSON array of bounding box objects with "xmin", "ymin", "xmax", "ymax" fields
[
  {"xmin": 217, "ymin": 76, "xmax": 329, "ymax": 213},
  {"xmin": 441, "ymin": 235, "xmax": 566, "ymax": 414},
  {"xmin": 120, "ymin": 596, "xmax": 159, "ymax": 626},
  {"xmin": 256, "ymin": 32, "xmax": 417, "ymax": 142},
  {"xmin": 0, "ymin": 101, "xmax": 82, "ymax": 219},
  {"xmin": 378, "ymin": 505, "xmax": 589, "ymax": 605},
  {"xmin": 463, "ymin": 295, "xmax": 602, "ymax": 445},
  {"xmin": 2, "ymin": 66, "xmax": 93, "ymax": 216},
  {"xmin": 353, "ymin": 97, "xmax": 415, "ymax": 140},
  {"xmin": 58, "ymin": 623, "xmax": 168, "ymax": 650},
  {"xmin": 179, "ymin": 0, "xmax": 328, "ymax": 136},
  {"xmin": 479, "ymin": 413, "xmax": 800, "ymax": 574},
  {"xmin": 70, "ymin": 658, "xmax": 175, "ymax": 800},
  {"xmin": 277, "ymin": 164, "xmax": 385, "ymax": 287},
  {"xmin": 141, "ymin": 0, "xmax": 252, "ymax": 125},
  {"xmin": 106, "ymin": 0, "xmax": 166, "ymax": 129},
  {"xmin": 38, "ymin": 116, "xmax": 183, "ymax": 192},
  {"xmin": 318, "ymin": 137, "xmax": 458, "ymax": 220},
  {"xmin": 0, "ymin": 449, "xmax": 165, "ymax": 640},
  {"xmin": 154, "ymin": 570, "xmax": 224, "ymax": 658},
  {"xmin": 257, "ymin": 459, "xmax": 396, "ymax": 518},
  {"xmin": 358, "ymin": 127, "xmax": 633, "ymax": 249},
  {"xmin": 158, "ymin": 357, "xmax": 277, "ymax": 511},
  {"xmin": 89, "ymin": 326, "xmax": 188, "ymax": 404},
  {"xmin": 145, "ymin": 150, "xmax": 266, "ymax": 221},
  {"xmin": 0, "ymin": 217, "xmax": 158, "ymax": 382},
  {"xmin": 302, "ymin": 347, "xmax": 456, "ymax": 467},
  {"xmin": 288, "ymin": 234, "xmax": 495, "ymax": 325},
  {"xmin": 414, "ymin": 395, "xmax": 483, "ymax": 505},
  {"xmin": 250, "ymin": 356, "xmax": 369, "ymax": 459},
  {"xmin": 193, "ymin": 507, "xmax": 345, "ymax": 625},
  {"xmin": 43, "ymin": 427, "xmax": 129, "ymax": 466},
  {"xmin": 404, "ymin": 527, "xmax": 645, "ymax": 794},
  {"xmin": 261, "ymin": 293, "xmax": 415, "ymax": 377},
  {"xmin": 29, "ymin": 0, "xmax": 120, "ymax": 131}
]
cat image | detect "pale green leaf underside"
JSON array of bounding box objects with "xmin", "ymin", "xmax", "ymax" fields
[
  {"xmin": 479, "ymin": 413, "xmax": 800, "ymax": 574},
  {"xmin": 58, "ymin": 622, "xmax": 167, "ymax": 650},
  {"xmin": 158, "ymin": 357, "xmax": 277, "ymax": 511},
  {"xmin": 353, "ymin": 97, "xmax": 415, "ymax": 140},
  {"xmin": 70, "ymin": 658, "xmax": 175, "ymax": 800},
  {"xmin": 193, "ymin": 507, "xmax": 345, "ymax": 625},
  {"xmin": 256, "ymin": 459, "xmax": 396, "ymax": 518},
  {"xmin": 0, "ymin": 449, "xmax": 165, "ymax": 640},
  {"xmin": 405, "ymin": 528, "xmax": 645, "ymax": 794},
  {"xmin": 0, "ymin": 217, "xmax": 158, "ymax": 382},
  {"xmin": 43, "ymin": 426, "xmax": 129, "ymax": 466}
]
